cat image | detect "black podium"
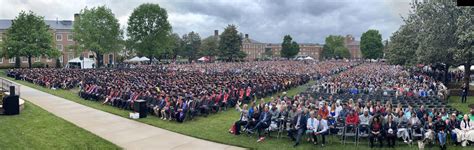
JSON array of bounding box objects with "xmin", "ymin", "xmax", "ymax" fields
[
  {"xmin": 133, "ymin": 100, "xmax": 147, "ymax": 118},
  {"xmin": 3, "ymin": 86, "xmax": 19, "ymax": 115}
]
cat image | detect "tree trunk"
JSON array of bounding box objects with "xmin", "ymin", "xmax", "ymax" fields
[
  {"xmin": 28, "ymin": 56, "xmax": 32, "ymax": 68},
  {"xmin": 149, "ymin": 55, "xmax": 153, "ymax": 64},
  {"xmin": 96, "ymin": 53, "xmax": 103, "ymax": 68},
  {"xmin": 444, "ymin": 64, "xmax": 450, "ymax": 84},
  {"xmin": 464, "ymin": 51, "xmax": 472, "ymax": 92}
]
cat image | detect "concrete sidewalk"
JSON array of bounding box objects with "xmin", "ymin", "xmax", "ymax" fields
[{"xmin": 4, "ymin": 78, "xmax": 244, "ymax": 150}]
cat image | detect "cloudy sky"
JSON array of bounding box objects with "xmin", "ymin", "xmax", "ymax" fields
[{"xmin": 0, "ymin": 0, "xmax": 412, "ymax": 43}]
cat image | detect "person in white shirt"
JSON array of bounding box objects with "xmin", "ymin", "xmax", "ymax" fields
[
  {"xmin": 306, "ymin": 111, "xmax": 318, "ymax": 143},
  {"xmin": 335, "ymin": 100, "xmax": 343, "ymax": 118},
  {"xmin": 314, "ymin": 114, "xmax": 329, "ymax": 147},
  {"xmin": 359, "ymin": 110, "xmax": 372, "ymax": 135},
  {"xmin": 459, "ymin": 114, "xmax": 474, "ymax": 146}
]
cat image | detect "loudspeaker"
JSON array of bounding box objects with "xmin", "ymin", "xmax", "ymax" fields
[
  {"xmin": 133, "ymin": 100, "xmax": 147, "ymax": 118},
  {"xmin": 9, "ymin": 86, "xmax": 15, "ymax": 96},
  {"xmin": 3, "ymin": 95, "xmax": 19, "ymax": 115}
]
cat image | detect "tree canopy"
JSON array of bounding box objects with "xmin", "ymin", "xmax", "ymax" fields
[
  {"xmin": 280, "ymin": 35, "xmax": 300, "ymax": 59},
  {"xmin": 322, "ymin": 35, "xmax": 350, "ymax": 59},
  {"xmin": 386, "ymin": 0, "xmax": 473, "ymax": 86},
  {"xmin": 73, "ymin": 6, "xmax": 122, "ymax": 67},
  {"xmin": 2, "ymin": 11, "xmax": 59, "ymax": 68},
  {"xmin": 218, "ymin": 24, "xmax": 243, "ymax": 61},
  {"xmin": 199, "ymin": 36, "xmax": 219, "ymax": 58},
  {"xmin": 360, "ymin": 29, "xmax": 384, "ymax": 59},
  {"xmin": 127, "ymin": 3, "xmax": 171, "ymax": 63},
  {"xmin": 181, "ymin": 31, "xmax": 201, "ymax": 62}
]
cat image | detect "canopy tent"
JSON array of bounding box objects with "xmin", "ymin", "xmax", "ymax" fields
[
  {"xmin": 139, "ymin": 57, "xmax": 150, "ymax": 61},
  {"xmin": 125, "ymin": 56, "xmax": 142, "ymax": 62},
  {"xmin": 66, "ymin": 57, "xmax": 95, "ymax": 69},
  {"xmin": 197, "ymin": 56, "xmax": 209, "ymax": 62},
  {"xmin": 303, "ymin": 56, "xmax": 314, "ymax": 60},
  {"xmin": 457, "ymin": 65, "xmax": 474, "ymax": 71}
]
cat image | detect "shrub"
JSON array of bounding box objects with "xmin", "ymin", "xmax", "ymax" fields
[{"xmin": 32, "ymin": 62, "xmax": 45, "ymax": 68}]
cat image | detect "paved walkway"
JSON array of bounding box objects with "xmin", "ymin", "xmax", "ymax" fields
[{"xmin": 3, "ymin": 78, "xmax": 244, "ymax": 150}]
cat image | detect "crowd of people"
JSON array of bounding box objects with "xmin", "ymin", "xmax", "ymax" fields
[
  {"xmin": 6, "ymin": 60, "xmax": 356, "ymax": 123},
  {"xmin": 230, "ymin": 63, "xmax": 473, "ymax": 149},
  {"xmin": 7, "ymin": 60, "xmax": 473, "ymax": 148},
  {"xmin": 310, "ymin": 63, "xmax": 448, "ymax": 100}
]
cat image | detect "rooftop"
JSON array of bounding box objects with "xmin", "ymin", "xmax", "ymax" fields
[{"xmin": 0, "ymin": 19, "xmax": 74, "ymax": 30}]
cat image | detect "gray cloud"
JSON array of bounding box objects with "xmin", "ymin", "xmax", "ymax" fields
[{"xmin": 0, "ymin": 0, "xmax": 411, "ymax": 43}]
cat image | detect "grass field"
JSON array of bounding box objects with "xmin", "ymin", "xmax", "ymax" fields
[
  {"xmin": 448, "ymin": 96, "xmax": 473, "ymax": 113},
  {"xmin": 0, "ymin": 101, "xmax": 119, "ymax": 149},
  {"xmin": 1, "ymin": 71, "xmax": 471, "ymax": 150}
]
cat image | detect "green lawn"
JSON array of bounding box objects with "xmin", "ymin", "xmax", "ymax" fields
[
  {"xmin": 448, "ymin": 96, "xmax": 473, "ymax": 113},
  {"xmin": 1, "ymin": 72, "xmax": 470, "ymax": 150},
  {"xmin": 0, "ymin": 101, "xmax": 119, "ymax": 150}
]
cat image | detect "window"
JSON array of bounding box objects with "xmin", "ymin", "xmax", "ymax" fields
[
  {"xmin": 67, "ymin": 34, "xmax": 73, "ymax": 41},
  {"xmin": 9, "ymin": 58, "xmax": 15, "ymax": 63},
  {"xmin": 46, "ymin": 57, "xmax": 52, "ymax": 62},
  {"xmin": 68, "ymin": 53, "xmax": 74, "ymax": 61},
  {"xmin": 59, "ymin": 55, "xmax": 63, "ymax": 63},
  {"xmin": 57, "ymin": 44, "xmax": 63, "ymax": 51},
  {"xmin": 21, "ymin": 57, "xmax": 27, "ymax": 62},
  {"xmin": 35, "ymin": 57, "xmax": 40, "ymax": 62},
  {"xmin": 56, "ymin": 34, "xmax": 62, "ymax": 41}
]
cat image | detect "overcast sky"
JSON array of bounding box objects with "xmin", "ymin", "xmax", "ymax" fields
[{"xmin": 0, "ymin": 0, "xmax": 412, "ymax": 43}]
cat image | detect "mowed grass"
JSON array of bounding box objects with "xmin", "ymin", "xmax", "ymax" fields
[
  {"xmin": 0, "ymin": 101, "xmax": 119, "ymax": 150},
  {"xmin": 448, "ymin": 96, "xmax": 473, "ymax": 113},
  {"xmin": 1, "ymin": 71, "xmax": 470, "ymax": 150}
]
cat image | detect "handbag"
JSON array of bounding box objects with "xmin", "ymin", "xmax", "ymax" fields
[{"xmin": 229, "ymin": 124, "xmax": 236, "ymax": 134}]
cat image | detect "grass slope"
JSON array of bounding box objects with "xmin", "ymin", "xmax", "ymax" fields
[
  {"xmin": 1, "ymin": 72, "xmax": 470, "ymax": 150},
  {"xmin": 448, "ymin": 96, "xmax": 473, "ymax": 113},
  {"xmin": 0, "ymin": 101, "xmax": 120, "ymax": 150}
]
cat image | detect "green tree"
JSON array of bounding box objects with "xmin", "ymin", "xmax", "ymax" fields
[
  {"xmin": 280, "ymin": 35, "xmax": 300, "ymax": 59},
  {"xmin": 73, "ymin": 6, "xmax": 122, "ymax": 67},
  {"xmin": 360, "ymin": 29, "xmax": 384, "ymax": 59},
  {"xmin": 2, "ymin": 11, "xmax": 59, "ymax": 68},
  {"xmin": 321, "ymin": 44, "xmax": 333, "ymax": 59},
  {"xmin": 127, "ymin": 3, "xmax": 171, "ymax": 63},
  {"xmin": 386, "ymin": 21, "xmax": 418, "ymax": 66},
  {"xmin": 168, "ymin": 33, "xmax": 183, "ymax": 60},
  {"xmin": 455, "ymin": 7, "xmax": 474, "ymax": 90},
  {"xmin": 199, "ymin": 36, "xmax": 219, "ymax": 58},
  {"xmin": 218, "ymin": 25, "xmax": 243, "ymax": 62},
  {"xmin": 323, "ymin": 35, "xmax": 349, "ymax": 59},
  {"xmin": 334, "ymin": 46, "xmax": 351, "ymax": 59},
  {"xmin": 182, "ymin": 31, "xmax": 201, "ymax": 62}
]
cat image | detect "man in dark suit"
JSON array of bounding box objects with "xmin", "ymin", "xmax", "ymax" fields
[
  {"xmin": 289, "ymin": 108, "xmax": 307, "ymax": 147},
  {"xmin": 248, "ymin": 105, "xmax": 272, "ymax": 142},
  {"xmin": 461, "ymin": 84, "xmax": 468, "ymax": 103}
]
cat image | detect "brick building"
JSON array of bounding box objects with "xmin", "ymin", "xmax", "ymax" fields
[
  {"xmin": 241, "ymin": 34, "xmax": 265, "ymax": 61},
  {"xmin": 265, "ymin": 43, "xmax": 322, "ymax": 60},
  {"xmin": 0, "ymin": 14, "xmax": 115, "ymax": 68},
  {"xmin": 344, "ymin": 34, "xmax": 362, "ymax": 59}
]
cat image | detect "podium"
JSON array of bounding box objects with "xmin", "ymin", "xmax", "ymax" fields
[
  {"xmin": 133, "ymin": 100, "xmax": 147, "ymax": 118},
  {"xmin": 3, "ymin": 86, "xmax": 19, "ymax": 115}
]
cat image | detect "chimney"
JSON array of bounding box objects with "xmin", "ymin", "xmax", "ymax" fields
[
  {"xmin": 245, "ymin": 34, "xmax": 249, "ymax": 39},
  {"xmin": 214, "ymin": 30, "xmax": 218, "ymax": 37},
  {"xmin": 74, "ymin": 13, "xmax": 80, "ymax": 23}
]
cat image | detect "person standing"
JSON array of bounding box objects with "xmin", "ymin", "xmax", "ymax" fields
[{"xmin": 461, "ymin": 85, "xmax": 468, "ymax": 103}]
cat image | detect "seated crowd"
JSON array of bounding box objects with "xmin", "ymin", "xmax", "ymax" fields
[
  {"xmin": 230, "ymin": 63, "xmax": 473, "ymax": 149},
  {"xmin": 6, "ymin": 60, "xmax": 356, "ymax": 123},
  {"xmin": 311, "ymin": 63, "xmax": 448, "ymax": 100}
]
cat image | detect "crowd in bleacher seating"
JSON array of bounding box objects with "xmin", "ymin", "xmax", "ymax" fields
[
  {"xmin": 6, "ymin": 60, "xmax": 356, "ymax": 123},
  {"xmin": 230, "ymin": 63, "xmax": 474, "ymax": 149}
]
